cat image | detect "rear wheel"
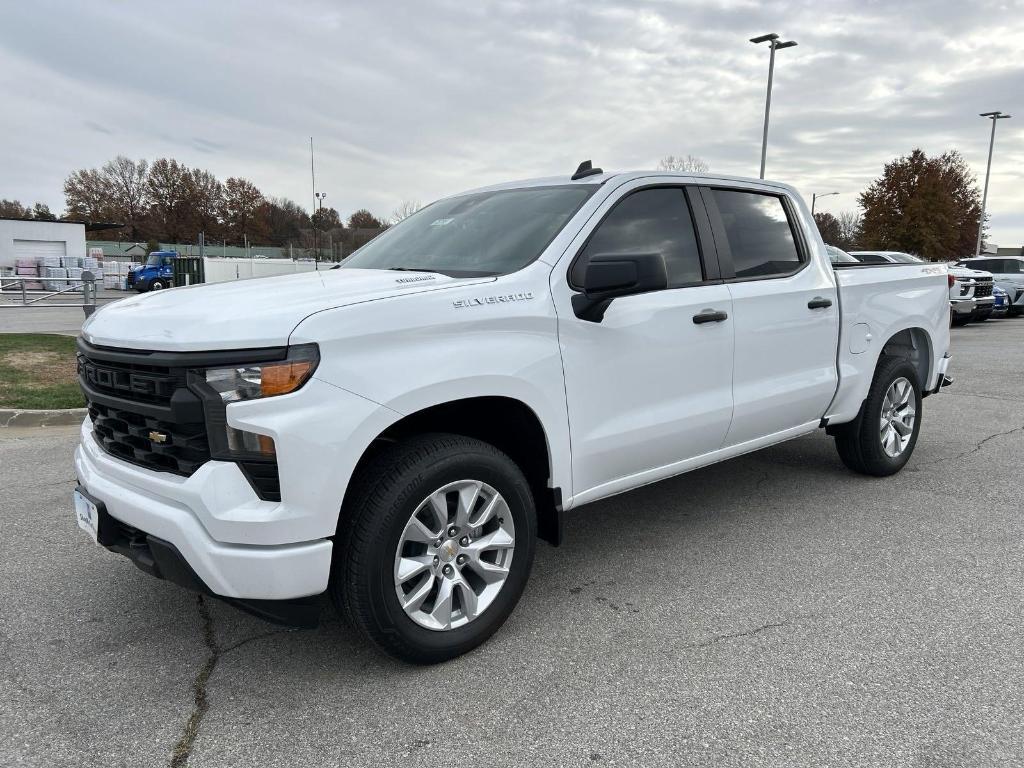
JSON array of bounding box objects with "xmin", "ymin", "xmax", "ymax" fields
[
  {"xmin": 833, "ymin": 355, "xmax": 922, "ymax": 477},
  {"xmin": 332, "ymin": 434, "xmax": 536, "ymax": 664}
]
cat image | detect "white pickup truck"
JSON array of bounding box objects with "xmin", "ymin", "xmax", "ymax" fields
[{"xmin": 74, "ymin": 166, "xmax": 952, "ymax": 663}]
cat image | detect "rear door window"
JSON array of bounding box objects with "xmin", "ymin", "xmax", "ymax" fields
[{"xmin": 709, "ymin": 190, "xmax": 804, "ymax": 278}]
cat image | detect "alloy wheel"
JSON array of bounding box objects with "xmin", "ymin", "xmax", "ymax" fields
[
  {"xmin": 879, "ymin": 376, "xmax": 916, "ymax": 458},
  {"xmin": 393, "ymin": 480, "xmax": 515, "ymax": 631}
]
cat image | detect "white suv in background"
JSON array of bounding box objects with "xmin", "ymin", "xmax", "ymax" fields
[{"xmin": 956, "ymin": 256, "xmax": 1024, "ymax": 316}]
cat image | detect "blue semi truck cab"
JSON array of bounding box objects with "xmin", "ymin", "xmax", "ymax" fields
[{"xmin": 127, "ymin": 251, "xmax": 177, "ymax": 292}]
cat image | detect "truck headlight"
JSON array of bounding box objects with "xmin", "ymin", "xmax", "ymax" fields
[
  {"xmin": 204, "ymin": 344, "xmax": 319, "ymax": 402},
  {"xmin": 193, "ymin": 344, "xmax": 319, "ymax": 460}
]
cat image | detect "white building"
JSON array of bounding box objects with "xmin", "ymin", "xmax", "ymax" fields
[{"xmin": 0, "ymin": 218, "xmax": 87, "ymax": 274}]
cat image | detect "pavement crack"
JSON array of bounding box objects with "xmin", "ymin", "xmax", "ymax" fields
[
  {"xmin": 917, "ymin": 423, "xmax": 1024, "ymax": 468},
  {"xmin": 170, "ymin": 595, "xmax": 220, "ymax": 768},
  {"xmin": 221, "ymin": 627, "xmax": 297, "ymax": 655}
]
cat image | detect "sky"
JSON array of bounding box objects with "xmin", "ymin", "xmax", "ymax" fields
[{"xmin": 1, "ymin": 0, "xmax": 1022, "ymax": 245}]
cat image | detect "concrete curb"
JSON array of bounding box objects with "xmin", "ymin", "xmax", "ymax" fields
[{"xmin": 0, "ymin": 408, "xmax": 87, "ymax": 428}]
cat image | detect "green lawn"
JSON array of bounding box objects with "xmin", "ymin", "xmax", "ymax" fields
[{"xmin": 0, "ymin": 334, "xmax": 85, "ymax": 409}]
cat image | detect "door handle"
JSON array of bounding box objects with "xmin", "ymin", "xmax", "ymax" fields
[
  {"xmin": 692, "ymin": 309, "xmax": 729, "ymax": 324},
  {"xmin": 807, "ymin": 297, "xmax": 833, "ymax": 309}
]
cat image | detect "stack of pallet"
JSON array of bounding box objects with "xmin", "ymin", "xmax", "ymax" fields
[
  {"xmin": 43, "ymin": 266, "xmax": 68, "ymax": 291},
  {"xmin": 14, "ymin": 258, "xmax": 43, "ymax": 290}
]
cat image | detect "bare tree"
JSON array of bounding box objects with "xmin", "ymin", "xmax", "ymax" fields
[
  {"xmin": 837, "ymin": 211, "xmax": 862, "ymax": 250},
  {"xmin": 64, "ymin": 168, "xmax": 113, "ymax": 221},
  {"xmin": 658, "ymin": 154, "xmax": 710, "ymax": 173},
  {"xmin": 390, "ymin": 200, "xmax": 422, "ymax": 224},
  {"xmin": 103, "ymin": 156, "xmax": 148, "ymax": 237}
]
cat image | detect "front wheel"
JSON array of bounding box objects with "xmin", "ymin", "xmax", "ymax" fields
[
  {"xmin": 332, "ymin": 434, "xmax": 536, "ymax": 664},
  {"xmin": 833, "ymin": 355, "xmax": 922, "ymax": 476},
  {"xmin": 149, "ymin": 279, "xmax": 167, "ymax": 291}
]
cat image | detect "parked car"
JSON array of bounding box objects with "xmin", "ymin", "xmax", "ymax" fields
[
  {"xmin": 992, "ymin": 285, "xmax": 1010, "ymax": 318},
  {"xmin": 955, "ymin": 256, "xmax": 1024, "ymax": 316},
  {"xmin": 848, "ymin": 250, "xmax": 926, "ymax": 265},
  {"xmin": 948, "ymin": 264, "xmax": 996, "ymax": 323},
  {"xmin": 73, "ymin": 168, "xmax": 952, "ymax": 663},
  {"xmin": 825, "ymin": 244, "xmax": 860, "ymax": 264}
]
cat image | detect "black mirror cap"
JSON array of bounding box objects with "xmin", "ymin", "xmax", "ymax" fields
[{"xmin": 572, "ymin": 252, "xmax": 668, "ymax": 322}]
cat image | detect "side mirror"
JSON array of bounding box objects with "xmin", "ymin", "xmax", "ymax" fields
[{"xmin": 571, "ymin": 252, "xmax": 668, "ymax": 322}]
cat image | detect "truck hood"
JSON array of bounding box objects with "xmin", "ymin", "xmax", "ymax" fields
[{"xmin": 82, "ymin": 268, "xmax": 485, "ymax": 351}]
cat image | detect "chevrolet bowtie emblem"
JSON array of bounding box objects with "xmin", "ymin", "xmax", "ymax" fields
[{"xmin": 149, "ymin": 430, "xmax": 168, "ymax": 444}]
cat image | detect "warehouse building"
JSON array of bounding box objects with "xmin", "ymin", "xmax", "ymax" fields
[{"xmin": 0, "ymin": 218, "xmax": 87, "ymax": 275}]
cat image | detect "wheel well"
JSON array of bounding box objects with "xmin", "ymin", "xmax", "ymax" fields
[
  {"xmin": 351, "ymin": 397, "xmax": 562, "ymax": 546},
  {"xmin": 880, "ymin": 328, "xmax": 931, "ymax": 391}
]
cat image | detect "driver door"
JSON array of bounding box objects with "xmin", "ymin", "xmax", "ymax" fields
[{"xmin": 552, "ymin": 183, "xmax": 735, "ymax": 503}]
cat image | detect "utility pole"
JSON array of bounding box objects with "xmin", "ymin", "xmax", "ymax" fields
[
  {"xmin": 975, "ymin": 111, "xmax": 1011, "ymax": 256},
  {"xmin": 311, "ymin": 136, "xmax": 317, "ymax": 262},
  {"xmin": 750, "ymin": 33, "xmax": 798, "ymax": 179}
]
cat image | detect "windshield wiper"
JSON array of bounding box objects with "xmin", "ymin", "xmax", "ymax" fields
[{"xmin": 387, "ymin": 266, "xmax": 500, "ymax": 278}]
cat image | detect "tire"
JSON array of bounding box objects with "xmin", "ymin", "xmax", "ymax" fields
[
  {"xmin": 332, "ymin": 433, "xmax": 537, "ymax": 664},
  {"xmin": 833, "ymin": 355, "xmax": 922, "ymax": 477},
  {"xmin": 149, "ymin": 279, "xmax": 167, "ymax": 290}
]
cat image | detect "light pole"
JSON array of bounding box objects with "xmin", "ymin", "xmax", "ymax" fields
[
  {"xmin": 315, "ymin": 191, "xmax": 328, "ymax": 261},
  {"xmin": 811, "ymin": 191, "xmax": 839, "ymax": 215},
  {"xmin": 750, "ymin": 33, "xmax": 797, "ymax": 179},
  {"xmin": 975, "ymin": 111, "xmax": 1011, "ymax": 256}
]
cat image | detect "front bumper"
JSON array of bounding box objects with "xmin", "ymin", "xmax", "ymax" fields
[
  {"xmin": 75, "ymin": 421, "xmax": 333, "ymax": 601},
  {"xmin": 950, "ymin": 298, "xmax": 976, "ymax": 318}
]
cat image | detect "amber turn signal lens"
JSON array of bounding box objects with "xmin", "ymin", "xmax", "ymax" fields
[{"xmin": 260, "ymin": 360, "xmax": 315, "ymax": 397}]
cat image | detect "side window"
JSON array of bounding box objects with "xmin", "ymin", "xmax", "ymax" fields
[
  {"xmin": 711, "ymin": 189, "xmax": 804, "ymax": 278},
  {"xmin": 572, "ymin": 188, "xmax": 703, "ymax": 288}
]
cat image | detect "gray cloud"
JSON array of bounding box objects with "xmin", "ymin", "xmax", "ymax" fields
[{"xmin": 1, "ymin": 0, "xmax": 1021, "ymax": 244}]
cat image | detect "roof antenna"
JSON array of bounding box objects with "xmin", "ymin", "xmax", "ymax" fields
[{"xmin": 571, "ymin": 160, "xmax": 603, "ymax": 180}]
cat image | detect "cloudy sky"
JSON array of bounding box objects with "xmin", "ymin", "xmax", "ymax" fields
[{"xmin": 2, "ymin": 0, "xmax": 1022, "ymax": 244}]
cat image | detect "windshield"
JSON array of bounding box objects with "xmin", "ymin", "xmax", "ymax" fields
[
  {"xmin": 342, "ymin": 185, "xmax": 596, "ymax": 276},
  {"xmin": 145, "ymin": 254, "xmax": 163, "ymax": 267}
]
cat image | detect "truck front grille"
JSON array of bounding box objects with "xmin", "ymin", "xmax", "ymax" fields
[
  {"xmin": 77, "ymin": 340, "xmax": 281, "ymax": 498},
  {"xmin": 88, "ymin": 401, "xmax": 210, "ymax": 476},
  {"xmin": 975, "ymin": 280, "xmax": 993, "ymax": 298}
]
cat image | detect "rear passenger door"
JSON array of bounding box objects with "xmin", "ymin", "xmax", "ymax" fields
[{"xmin": 702, "ymin": 186, "xmax": 839, "ymax": 446}]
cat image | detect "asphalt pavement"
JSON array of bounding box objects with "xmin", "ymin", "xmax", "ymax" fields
[{"xmin": 2, "ymin": 320, "xmax": 1023, "ymax": 767}]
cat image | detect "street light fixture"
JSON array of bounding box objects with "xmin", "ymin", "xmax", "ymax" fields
[
  {"xmin": 750, "ymin": 32, "xmax": 798, "ymax": 179},
  {"xmin": 975, "ymin": 111, "xmax": 1011, "ymax": 256},
  {"xmin": 811, "ymin": 191, "xmax": 839, "ymax": 214}
]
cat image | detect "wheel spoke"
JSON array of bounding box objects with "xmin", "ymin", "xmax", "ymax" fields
[
  {"xmin": 454, "ymin": 481, "xmax": 482, "ymax": 528},
  {"xmin": 455, "ymin": 577, "xmax": 480, "ymax": 620},
  {"xmin": 467, "ymin": 557, "xmax": 510, "ymax": 585},
  {"xmin": 470, "ymin": 493, "xmax": 508, "ymax": 528},
  {"xmin": 430, "ymin": 577, "xmax": 455, "ymax": 629},
  {"xmin": 426, "ymin": 492, "xmax": 449, "ymax": 531},
  {"xmin": 892, "ymin": 419, "xmax": 912, "ymax": 438},
  {"xmin": 396, "ymin": 555, "xmax": 432, "ymax": 584},
  {"xmin": 403, "ymin": 517, "xmax": 437, "ymax": 544},
  {"xmin": 401, "ymin": 573, "xmax": 435, "ymax": 613}
]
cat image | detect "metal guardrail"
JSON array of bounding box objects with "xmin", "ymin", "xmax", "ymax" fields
[{"xmin": 0, "ymin": 272, "xmax": 102, "ymax": 316}]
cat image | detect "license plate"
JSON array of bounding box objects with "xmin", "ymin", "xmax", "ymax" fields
[{"xmin": 74, "ymin": 489, "xmax": 100, "ymax": 544}]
